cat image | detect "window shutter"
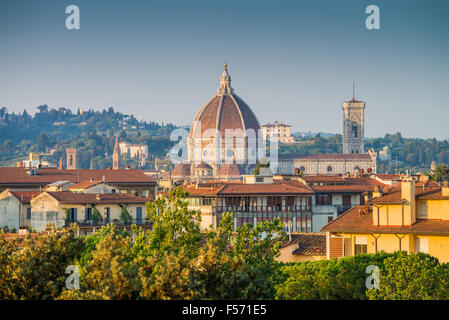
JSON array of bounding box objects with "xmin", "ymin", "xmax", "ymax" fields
[
  {"xmin": 74, "ymin": 208, "xmax": 77, "ymax": 221},
  {"xmin": 85, "ymin": 208, "xmax": 88, "ymax": 221}
]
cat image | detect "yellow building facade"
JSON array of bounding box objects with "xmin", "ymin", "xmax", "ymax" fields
[{"xmin": 322, "ymin": 178, "xmax": 449, "ymax": 263}]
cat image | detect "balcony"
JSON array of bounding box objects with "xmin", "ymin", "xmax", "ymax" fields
[{"xmin": 212, "ymin": 205, "xmax": 311, "ymax": 215}]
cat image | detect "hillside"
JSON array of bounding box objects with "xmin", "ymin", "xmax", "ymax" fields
[{"xmin": 0, "ymin": 106, "xmax": 177, "ymax": 169}]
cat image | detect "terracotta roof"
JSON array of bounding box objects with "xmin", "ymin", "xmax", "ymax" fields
[
  {"xmin": 303, "ymin": 175, "xmax": 346, "ymax": 183},
  {"xmin": 217, "ymin": 164, "xmax": 242, "ymax": 177},
  {"xmin": 280, "ymin": 233, "xmax": 326, "ymax": 256},
  {"xmin": 183, "ymin": 181, "xmax": 312, "ymax": 196},
  {"xmin": 372, "ymin": 174, "xmax": 402, "ymax": 180},
  {"xmin": 171, "ymin": 163, "xmax": 191, "ymax": 178},
  {"xmin": 38, "ymin": 191, "xmax": 148, "ymax": 204},
  {"xmin": 371, "ymin": 184, "xmax": 443, "ymax": 205},
  {"xmin": 261, "ymin": 122, "xmax": 291, "ymax": 128},
  {"xmin": 291, "ymin": 233, "xmax": 326, "ymax": 256},
  {"xmin": 321, "ymin": 205, "xmax": 449, "ymax": 235},
  {"xmin": 9, "ymin": 191, "xmax": 41, "ymax": 204},
  {"xmin": 0, "ymin": 167, "xmax": 155, "ymax": 186},
  {"xmin": 68, "ymin": 180, "xmax": 103, "ymax": 190},
  {"xmin": 189, "ymin": 68, "xmax": 260, "ymax": 140},
  {"xmin": 195, "ymin": 162, "xmax": 212, "ymax": 170},
  {"xmin": 279, "ymin": 153, "xmax": 373, "ymax": 161},
  {"xmin": 310, "ymin": 185, "xmax": 376, "ymax": 193},
  {"xmin": 218, "ymin": 181, "xmax": 312, "ymax": 195}
]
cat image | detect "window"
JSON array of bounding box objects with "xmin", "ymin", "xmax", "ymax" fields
[
  {"xmin": 420, "ymin": 202, "xmax": 428, "ymax": 218},
  {"xmin": 415, "ymin": 237, "xmax": 428, "ymax": 253},
  {"xmin": 104, "ymin": 207, "xmax": 110, "ymax": 223},
  {"xmin": 26, "ymin": 207, "xmax": 31, "ymax": 220},
  {"xmin": 256, "ymin": 177, "xmax": 264, "ymax": 183},
  {"xmin": 85, "ymin": 207, "xmax": 92, "ymax": 221},
  {"xmin": 69, "ymin": 208, "xmax": 77, "ymax": 222},
  {"xmin": 355, "ymin": 236, "xmax": 367, "ymax": 255},
  {"xmin": 136, "ymin": 207, "xmax": 142, "ymax": 224},
  {"xmin": 315, "ymin": 194, "xmax": 332, "ymax": 205},
  {"xmin": 352, "ymin": 125, "xmax": 358, "ymax": 138},
  {"xmin": 202, "ymin": 198, "xmax": 212, "ymax": 206}
]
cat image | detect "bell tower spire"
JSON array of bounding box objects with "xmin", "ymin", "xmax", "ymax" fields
[
  {"xmin": 113, "ymin": 135, "xmax": 120, "ymax": 170},
  {"xmin": 217, "ymin": 63, "xmax": 233, "ymax": 95}
]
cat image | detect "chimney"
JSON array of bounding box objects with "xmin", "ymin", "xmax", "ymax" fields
[
  {"xmin": 96, "ymin": 194, "xmax": 101, "ymax": 200},
  {"xmin": 372, "ymin": 185, "xmax": 382, "ymax": 198},
  {"xmin": 90, "ymin": 177, "xmax": 94, "ymax": 182},
  {"xmin": 363, "ymin": 191, "xmax": 369, "ymax": 204},
  {"xmin": 401, "ymin": 177, "xmax": 416, "ymax": 225},
  {"xmin": 443, "ymin": 181, "xmax": 449, "ymax": 197}
]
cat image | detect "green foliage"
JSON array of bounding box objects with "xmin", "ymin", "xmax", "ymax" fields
[
  {"xmin": 431, "ymin": 164, "xmax": 449, "ymax": 182},
  {"xmin": 4, "ymin": 189, "xmax": 449, "ymax": 300},
  {"xmin": 367, "ymin": 252, "xmax": 449, "ymax": 300},
  {"xmin": 280, "ymin": 132, "xmax": 449, "ymax": 173},
  {"xmin": 92, "ymin": 206, "xmax": 102, "ymax": 224},
  {"xmin": 275, "ymin": 252, "xmax": 400, "ymax": 300},
  {"xmin": 120, "ymin": 206, "xmax": 132, "ymax": 225},
  {"xmin": 0, "ymin": 226, "xmax": 84, "ymax": 300},
  {"xmin": 57, "ymin": 189, "xmax": 284, "ymax": 300},
  {"xmin": 0, "ymin": 106, "xmax": 177, "ymax": 168},
  {"xmin": 62, "ymin": 208, "xmax": 70, "ymax": 225},
  {"xmin": 252, "ymin": 160, "xmax": 270, "ymax": 175}
]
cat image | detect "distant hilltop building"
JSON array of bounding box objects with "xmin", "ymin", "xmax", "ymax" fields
[
  {"xmin": 118, "ymin": 141, "xmax": 148, "ymax": 167},
  {"xmin": 378, "ymin": 146, "xmax": 391, "ymax": 161},
  {"xmin": 261, "ymin": 121, "xmax": 295, "ymax": 144}
]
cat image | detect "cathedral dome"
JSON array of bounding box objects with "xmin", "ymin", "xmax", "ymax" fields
[{"xmin": 189, "ymin": 64, "xmax": 260, "ymax": 139}]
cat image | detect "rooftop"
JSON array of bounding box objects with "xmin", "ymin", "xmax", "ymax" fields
[
  {"xmin": 321, "ymin": 203, "xmax": 449, "ymax": 235},
  {"xmin": 0, "ymin": 167, "xmax": 156, "ymax": 186}
]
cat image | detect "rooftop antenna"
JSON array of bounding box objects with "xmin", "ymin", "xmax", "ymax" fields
[{"xmin": 352, "ymin": 80, "xmax": 355, "ymax": 100}]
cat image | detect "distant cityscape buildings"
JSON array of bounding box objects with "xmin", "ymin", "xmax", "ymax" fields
[{"xmin": 261, "ymin": 121, "xmax": 295, "ymax": 144}]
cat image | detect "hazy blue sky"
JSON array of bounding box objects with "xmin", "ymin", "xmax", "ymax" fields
[{"xmin": 1, "ymin": 0, "xmax": 448, "ymax": 139}]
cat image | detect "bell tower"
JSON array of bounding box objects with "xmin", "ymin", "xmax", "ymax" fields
[
  {"xmin": 342, "ymin": 83, "xmax": 365, "ymax": 154},
  {"xmin": 66, "ymin": 148, "xmax": 77, "ymax": 170},
  {"xmin": 113, "ymin": 135, "xmax": 120, "ymax": 170}
]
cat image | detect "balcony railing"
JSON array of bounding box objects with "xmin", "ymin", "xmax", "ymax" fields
[
  {"xmin": 212, "ymin": 205, "xmax": 311, "ymax": 214},
  {"xmin": 67, "ymin": 219, "xmax": 150, "ymax": 227}
]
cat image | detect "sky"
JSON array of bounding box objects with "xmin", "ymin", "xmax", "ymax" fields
[{"xmin": 0, "ymin": 0, "xmax": 448, "ymax": 139}]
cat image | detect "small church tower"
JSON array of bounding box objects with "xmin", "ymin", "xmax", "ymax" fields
[
  {"xmin": 113, "ymin": 136, "xmax": 120, "ymax": 170},
  {"xmin": 66, "ymin": 148, "xmax": 77, "ymax": 170},
  {"xmin": 342, "ymin": 83, "xmax": 365, "ymax": 154}
]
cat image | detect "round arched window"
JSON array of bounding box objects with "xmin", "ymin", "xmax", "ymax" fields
[
  {"xmin": 355, "ymin": 166, "xmax": 360, "ymax": 172},
  {"xmin": 327, "ymin": 165, "xmax": 332, "ymax": 172},
  {"xmin": 226, "ymin": 149, "xmax": 234, "ymax": 157}
]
